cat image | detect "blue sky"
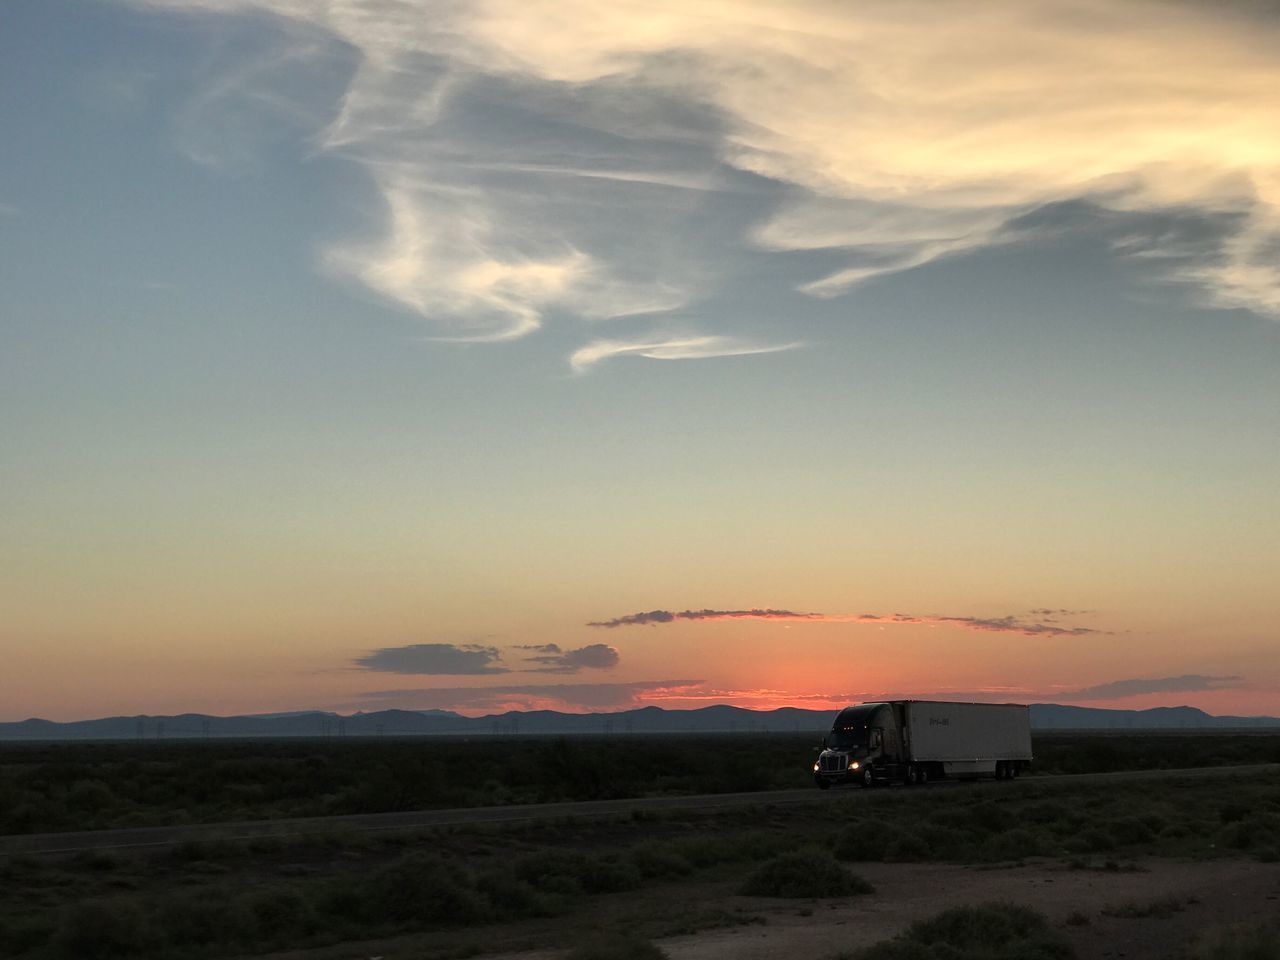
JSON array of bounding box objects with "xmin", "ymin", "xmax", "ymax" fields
[{"xmin": 3, "ymin": 0, "xmax": 1279, "ymax": 719}]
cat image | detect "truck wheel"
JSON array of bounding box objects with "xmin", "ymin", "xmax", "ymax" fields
[{"xmin": 860, "ymin": 767, "xmax": 874, "ymax": 788}]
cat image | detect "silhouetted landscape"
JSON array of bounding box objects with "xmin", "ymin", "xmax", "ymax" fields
[
  {"xmin": 5, "ymin": 702, "xmax": 1279, "ymax": 741},
  {"xmin": 2, "ymin": 732, "xmax": 1278, "ymax": 959}
]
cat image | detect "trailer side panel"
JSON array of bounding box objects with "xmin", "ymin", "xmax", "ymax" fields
[{"xmin": 904, "ymin": 701, "xmax": 1032, "ymax": 762}]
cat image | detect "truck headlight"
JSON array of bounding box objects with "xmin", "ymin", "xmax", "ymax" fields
[
  {"xmin": 812, "ymin": 762, "xmax": 820, "ymax": 772},
  {"xmin": 849, "ymin": 761, "xmax": 860, "ymax": 770}
]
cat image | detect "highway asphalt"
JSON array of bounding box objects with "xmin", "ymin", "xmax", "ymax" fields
[{"xmin": 3, "ymin": 762, "xmax": 1275, "ymax": 856}]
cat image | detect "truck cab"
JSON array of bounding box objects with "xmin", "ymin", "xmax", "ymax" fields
[{"xmin": 813, "ymin": 702, "xmax": 899, "ymax": 788}]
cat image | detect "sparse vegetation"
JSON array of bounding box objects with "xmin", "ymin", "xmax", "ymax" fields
[
  {"xmin": 1, "ymin": 739, "xmax": 1278, "ymax": 959},
  {"xmin": 566, "ymin": 933, "xmax": 669, "ymax": 960},
  {"xmin": 840, "ymin": 902, "xmax": 1075, "ymax": 959},
  {"xmin": 740, "ymin": 849, "xmax": 874, "ymax": 898},
  {"xmin": 4, "ymin": 732, "xmax": 1280, "ymax": 835},
  {"xmin": 1191, "ymin": 921, "xmax": 1280, "ymax": 960},
  {"xmin": 1101, "ymin": 894, "xmax": 1188, "ymax": 919}
]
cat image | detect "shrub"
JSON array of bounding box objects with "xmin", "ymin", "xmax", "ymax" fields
[
  {"xmin": 982, "ymin": 828, "xmax": 1049, "ymax": 862},
  {"xmin": 1107, "ymin": 817, "xmax": 1155, "ymax": 845},
  {"xmin": 835, "ymin": 820, "xmax": 905, "ymax": 861},
  {"xmin": 1023, "ymin": 801, "xmax": 1071, "ymax": 825},
  {"xmin": 1070, "ymin": 827, "xmax": 1115, "ymax": 853},
  {"xmin": 156, "ymin": 893, "xmax": 244, "ymax": 948},
  {"xmin": 885, "ymin": 832, "xmax": 933, "ymax": 861},
  {"xmin": 245, "ymin": 886, "xmax": 317, "ymax": 940},
  {"xmin": 475, "ymin": 871, "xmax": 562, "ymax": 918},
  {"xmin": 741, "ymin": 850, "xmax": 874, "ymax": 898},
  {"xmin": 840, "ymin": 902, "xmax": 1075, "ymax": 960},
  {"xmin": 66, "ymin": 779, "xmax": 117, "ymax": 814},
  {"xmin": 629, "ymin": 842, "xmax": 694, "ymax": 879},
  {"xmin": 52, "ymin": 898, "xmax": 155, "ymax": 959},
  {"xmin": 1102, "ymin": 895, "xmax": 1185, "ymax": 919},
  {"xmin": 1220, "ymin": 804, "xmax": 1251, "ymax": 824},
  {"xmin": 567, "ymin": 932, "xmax": 669, "ymax": 960},
  {"xmin": 1191, "ymin": 921, "xmax": 1280, "ymax": 960},
  {"xmin": 514, "ymin": 851, "xmax": 641, "ymax": 895},
  {"xmin": 909, "ymin": 901, "xmax": 1056, "ymax": 947},
  {"xmin": 368, "ymin": 853, "xmax": 489, "ymax": 926}
]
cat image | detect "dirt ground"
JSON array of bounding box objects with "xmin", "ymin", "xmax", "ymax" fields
[{"xmin": 476, "ymin": 858, "xmax": 1280, "ymax": 960}]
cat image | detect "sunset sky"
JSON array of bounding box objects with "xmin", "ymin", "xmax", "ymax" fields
[{"xmin": 3, "ymin": 0, "xmax": 1279, "ymax": 721}]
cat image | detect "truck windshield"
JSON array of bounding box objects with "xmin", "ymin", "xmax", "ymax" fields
[{"xmin": 829, "ymin": 727, "xmax": 865, "ymax": 750}]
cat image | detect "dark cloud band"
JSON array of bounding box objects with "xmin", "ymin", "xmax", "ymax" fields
[
  {"xmin": 354, "ymin": 643, "xmax": 508, "ymax": 675},
  {"xmin": 589, "ymin": 607, "xmax": 1106, "ymax": 638}
]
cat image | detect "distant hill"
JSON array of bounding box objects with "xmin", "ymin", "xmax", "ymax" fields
[
  {"xmin": 1, "ymin": 701, "xmax": 1278, "ymax": 740},
  {"xmin": 1027, "ymin": 703, "xmax": 1280, "ymax": 730}
]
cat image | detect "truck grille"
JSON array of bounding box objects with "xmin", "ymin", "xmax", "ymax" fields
[{"xmin": 819, "ymin": 754, "xmax": 846, "ymax": 773}]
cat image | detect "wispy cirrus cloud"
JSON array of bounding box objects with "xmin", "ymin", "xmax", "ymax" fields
[
  {"xmin": 131, "ymin": 0, "xmax": 1280, "ymax": 351},
  {"xmin": 588, "ymin": 608, "xmax": 1105, "ymax": 638},
  {"xmin": 570, "ymin": 335, "xmax": 800, "ymax": 372}
]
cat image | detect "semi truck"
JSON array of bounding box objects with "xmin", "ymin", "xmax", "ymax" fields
[{"xmin": 812, "ymin": 700, "xmax": 1032, "ymax": 789}]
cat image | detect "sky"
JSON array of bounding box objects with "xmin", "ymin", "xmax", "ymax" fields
[{"xmin": 2, "ymin": 0, "xmax": 1278, "ymax": 721}]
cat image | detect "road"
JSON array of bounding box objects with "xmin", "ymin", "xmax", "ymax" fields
[{"xmin": 2, "ymin": 763, "xmax": 1275, "ymax": 856}]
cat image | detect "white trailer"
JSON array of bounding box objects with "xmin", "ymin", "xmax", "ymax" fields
[{"xmin": 813, "ymin": 700, "xmax": 1032, "ymax": 788}]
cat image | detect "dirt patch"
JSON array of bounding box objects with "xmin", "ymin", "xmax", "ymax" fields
[{"xmin": 478, "ymin": 858, "xmax": 1280, "ymax": 960}]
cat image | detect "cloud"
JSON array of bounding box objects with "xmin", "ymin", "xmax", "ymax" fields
[
  {"xmin": 854, "ymin": 614, "xmax": 1105, "ymax": 639},
  {"xmin": 513, "ymin": 642, "xmax": 620, "ymax": 673},
  {"xmin": 589, "ymin": 608, "xmax": 1105, "ymax": 638},
  {"xmin": 354, "ymin": 643, "xmax": 508, "ymax": 675},
  {"xmin": 589, "ymin": 608, "xmax": 820, "ymax": 628},
  {"xmin": 1061, "ymin": 675, "xmax": 1244, "ymax": 701},
  {"xmin": 354, "ymin": 679, "xmax": 702, "ymax": 712},
  {"xmin": 131, "ymin": 0, "xmax": 1280, "ymax": 363},
  {"xmin": 570, "ymin": 335, "xmax": 800, "ymax": 372}
]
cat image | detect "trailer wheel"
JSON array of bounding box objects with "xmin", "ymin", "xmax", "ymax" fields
[
  {"xmin": 1010, "ymin": 762, "xmax": 1020, "ymax": 780},
  {"xmin": 860, "ymin": 766, "xmax": 874, "ymax": 788},
  {"xmin": 995, "ymin": 761, "xmax": 1007, "ymax": 780},
  {"xmin": 918, "ymin": 765, "xmax": 928, "ymax": 785},
  {"xmin": 905, "ymin": 765, "xmax": 918, "ymax": 786}
]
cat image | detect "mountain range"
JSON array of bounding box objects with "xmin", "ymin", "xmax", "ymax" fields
[{"xmin": 2, "ymin": 702, "xmax": 1278, "ymax": 740}]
